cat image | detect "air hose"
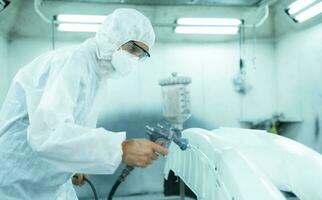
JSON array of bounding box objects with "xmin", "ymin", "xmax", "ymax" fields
[
  {"xmin": 107, "ymin": 166, "xmax": 134, "ymax": 200},
  {"xmin": 84, "ymin": 177, "xmax": 99, "ymax": 200}
]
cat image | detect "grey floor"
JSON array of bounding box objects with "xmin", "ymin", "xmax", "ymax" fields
[
  {"xmin": 105, "ymin": 196, "xmax": 298, "ymax": 200},
  {"xmin": 92, "ymin": 194, "xmax": 193, "ymax": 200},
  {"xmin": 112, "ymin": 195, "xmax": 194, "ymax": 200},
  {"xmin": 82, "ymin": 190, "xmax": 299, "ymax": 200},
  {"xmin": 79, "ymin": 193, "xmax": 194, "ymax": 200},
  {"xmin": 83, "ymin": 194, "xmax": 298, "ymax": 200},
  {"xmin": 106, "ymin": 197, "xmax": 298, "ymax": 200}
]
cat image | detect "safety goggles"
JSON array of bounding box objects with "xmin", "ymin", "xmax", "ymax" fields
[{"xmin": 123, "ymin": 41, "xmax": 150, "ymax": 61}]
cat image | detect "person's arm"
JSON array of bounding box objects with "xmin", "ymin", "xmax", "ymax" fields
[{"xmin": 27, "ymin": 53, "xmax": 125, "ymax": 174}]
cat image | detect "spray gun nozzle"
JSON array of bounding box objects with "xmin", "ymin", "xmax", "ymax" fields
[{"xmin": 175, "ymin": 138, "xmax": 189, "ymax": 150}]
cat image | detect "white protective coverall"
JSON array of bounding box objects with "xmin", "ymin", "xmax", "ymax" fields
[{"xmin": 0, "ymin": 8, "xmax": 155, "ymax": 200}]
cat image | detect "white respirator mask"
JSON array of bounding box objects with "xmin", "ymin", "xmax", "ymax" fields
[{"xmin": 111, "ymin": 49, "xmax": 139, "ymax": 77}]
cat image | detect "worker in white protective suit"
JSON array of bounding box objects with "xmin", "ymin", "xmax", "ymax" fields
[{"xmin": 0, "ymin": 8, "xmax": 168, "ymax": 199}]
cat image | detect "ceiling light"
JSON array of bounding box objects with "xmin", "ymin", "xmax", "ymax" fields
[
  {"xmin": 57, "ymin": 23, "xmax": 99, "ymax": 32},
  {"xmin": 175, "ymin": 26, "xmax": 239, "ymax": 35},
  {"xmin": 286, "ymin": 0, "xmax": 317, "ymax": 15},
  {"xmin": 57, "ymin": 14, "xmax": 106, "ymax": 24},
  {"xmin": 294, "ymin": 1, "xmax": 322, "ymax": 22},
  {"xmin": 176, "ymin": 17, "xmax": 242, "ymax": 26}
]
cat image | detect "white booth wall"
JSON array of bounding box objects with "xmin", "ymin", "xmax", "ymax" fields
[
  {"xmin": 276, "ymin": 23, "xmax": 322, "ymax": 152},
  {"xmin": 0, "ymin": 35, "xmax": 9, "ymax": 104}
]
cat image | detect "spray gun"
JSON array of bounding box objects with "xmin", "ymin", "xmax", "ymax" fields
[
  {"xmin": 108, "ymin": 73, "xmax": 192, "ymax": 200},
  {"xmin": 145, "ymin": 125, "xmax": 188, "ymax": 151},
  {"xmin": 146, "ymin": 72, "xmax": 192, "ymax": 155}
]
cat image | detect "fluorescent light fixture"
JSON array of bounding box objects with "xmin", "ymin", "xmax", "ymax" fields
[
  {"xmin": 175, "ymin": 26, "xmax": 239, "ymax": 35},
  {"xmin": 57, "ymin": 23, "xmax": 99, "ymax": 32},
  {"xmin": 176, "ymin": 17, "xmax": 242, "ymax": 26},
  {"xmin": 294, "ymin": 1, "xmax": 322, "ymax": 22},
  {"xmin": 286, "ymin": 0, "xmax": 317, "ymax": 15},
  {"xmin": 57, "ymin": 14, "xmax": 106, "ymax": 23}
]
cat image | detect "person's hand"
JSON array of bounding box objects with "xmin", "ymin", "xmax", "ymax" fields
[
  {"xmin": 72, "ymin": 174, "xmax": 87, "ymax": 186},
  {"xmin": 122, "ymin": 139, "xmax": 168, "ymax": 168}
]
